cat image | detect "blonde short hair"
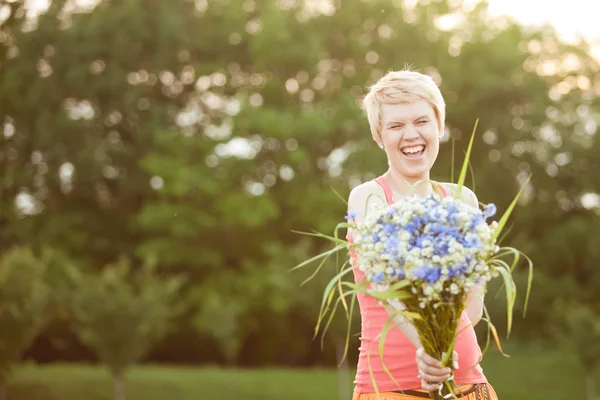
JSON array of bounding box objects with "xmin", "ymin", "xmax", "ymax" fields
[{"xmin": 362, "ymin": 69, "xmax": 446, "ymax": 143}]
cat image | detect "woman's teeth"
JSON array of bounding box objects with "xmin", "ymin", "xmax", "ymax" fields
[{"xmin": 401, "ymin": 145, "xmax": 425, "ymax": 155}]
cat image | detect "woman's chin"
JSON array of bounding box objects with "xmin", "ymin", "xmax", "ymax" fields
[
  {"xmin": 392, "ymin": 169, "xmax": 431, "ymax": 182},
  {"xmin": 391, "ymin": 161, "xmax": 432, "ymax": 178}
]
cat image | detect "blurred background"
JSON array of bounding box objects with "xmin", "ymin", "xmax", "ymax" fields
[{"xmin": 0, "ymin": 0, "xmax": 599, "ymax": 399}]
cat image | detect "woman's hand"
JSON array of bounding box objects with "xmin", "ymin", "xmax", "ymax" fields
[{"xmin": 415, "ymin": 348, "xmax": 459, "ymax": 391}]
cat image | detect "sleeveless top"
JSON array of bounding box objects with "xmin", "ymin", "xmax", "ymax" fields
[{"xmin": 349, "ymin": 177, "xmax": 487, "ymax": 392}]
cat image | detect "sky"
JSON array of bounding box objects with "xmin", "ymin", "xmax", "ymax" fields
[{"xmin": 482, "ymin": 0, "xmax": 600, "ymax": 44}]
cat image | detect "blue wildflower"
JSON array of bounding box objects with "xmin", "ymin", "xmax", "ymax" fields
[
  {"xmin": 382, "ymin": 221, "xmax": 399, "ymax": 236},
  {"xmin": 449, "ymin": 213, "xmax": 461, "ymax": 223},
  {"xmin": 412, "ymin": 265, "xmax": 442, "ymax": 284},
  {"xmin": 345, "ymin": 211, "xmax": 358, "ymax": 221},
  {"xmin": 414, "ymin": 235, "xmax": 431, "ymax": 249},
  {"xmin": 384, "ymin": 236, "xmax": 401, "ymax": 256},
  {"xmin": 470, "ymin": 214, "xmax": 484, "ymax": 229},
  {"xmin": 394, "ymin": 268, "xmax": 406, "ymax": 279},
  {"xmin": 426, "ymin": 204, "xmax": 443, "ymax": 222},
  {"xmin": 484, "ymin": 203, "xmax": 497, "ymax": 219},
  {"xmin": 431, "ymin": 224, "xmax": 460, "ymax": 245},
  {"xmin": 405, "ymin": 216, "xmax": 424, "ymax": 234},
  {"xmin": 464, "ymin": 235, "xmax": 482, "ymax": 249},
  {"xmin": 372, "ymin": 271, "xmax": 385, "ymax": 283},
  {"xmin": 448, "ymin": 263, "xmax": 468, "ymax": 278},
  {"xmin": 433, "ymin": 240, "xmax": 450, "ymax": 256},
  {"xmin": 425, "ymin": 266, "xmax": 442, "ymax": 284},
  {"xmin": 446, "ymin": 202, "xmax": 460, "ymax": 215},
  {"xmin": 426, "ymin": 222, "xmax": 442, "ymax": 235},
  {"xmin": 447, "ymin": 225, "xmax": 462, "ymax": 239},
  {"xmin": 412, "ymin": 266, "xmax": 427, "ymax": 280}
]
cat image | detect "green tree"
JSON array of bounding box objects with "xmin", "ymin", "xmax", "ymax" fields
[
  {"xmin": 554, "ymin": 301, "xmax": 600, "ymax": 400},
  {"xmin": 531, "ymin": 216, "xmax": 600, "ymax": 398},
  {"xmin": 67, "ymin": 258, "xmax": 183, "ymax": 400},
  {"xmin": 0, "ymin": 246, "xmax": 50, "ymax": 400}
]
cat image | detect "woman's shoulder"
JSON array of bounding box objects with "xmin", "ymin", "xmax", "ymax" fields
[
  {"xmin": 437, "ymin": 182, "xmax": 479, "ymax": 207},
  {"xmin": 349, "ymin": 180, "xmax": 381, "ymax": 198},
  {"xmin": 347, "ymin": 180, "xmax": 387, "ymax": 215}
]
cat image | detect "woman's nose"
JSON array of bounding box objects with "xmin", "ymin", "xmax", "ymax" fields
[{"xmin": 403, "ymin": 124, "xmax": 419, "ymax": 139}]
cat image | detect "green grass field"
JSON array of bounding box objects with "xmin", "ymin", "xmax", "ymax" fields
[{"xmin": 6, "ymin": 344, "xmax": 591, "ymax": 400}]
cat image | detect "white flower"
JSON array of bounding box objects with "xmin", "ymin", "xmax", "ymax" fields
[{"xmin": 449, "ymin": 283, "xmax": 460, "ymax": 294}]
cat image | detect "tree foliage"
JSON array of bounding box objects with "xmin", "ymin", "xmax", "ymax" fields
[
  {"xmin": 67, "ymin": 258, "xmax": 182, "ymax": 400},
  {"xmin": 0, "ymin": 0, "xmax": 599, "ymax": 370},
  {"xmin": 0, "ymin": 247, "xmax": 50, "ymax": 399}
]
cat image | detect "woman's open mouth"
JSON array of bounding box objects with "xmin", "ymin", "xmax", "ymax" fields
[{"xmin": 401, "ymin": 145, "xmax": 426, "ymax": 159}]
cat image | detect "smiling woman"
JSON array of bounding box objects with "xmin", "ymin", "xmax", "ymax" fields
[{"xmin": 347, "ymin": 69, "xmax": 496, "ymax": 400}]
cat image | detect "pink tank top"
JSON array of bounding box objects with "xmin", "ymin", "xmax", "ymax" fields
[{"xmin": 349, "ymin": 177, "xmax": 487, "ymax": 392}]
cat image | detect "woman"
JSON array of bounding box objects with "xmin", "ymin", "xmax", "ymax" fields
[{"xmin": 347, "ymin": 69, "xmax": 498, "ymax": 399}]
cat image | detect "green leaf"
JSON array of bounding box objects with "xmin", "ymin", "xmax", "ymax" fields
[
  {"xmin": 493, "ymin": 261, "xmax": 517, "ymax": 336},
  {"xmin": 378, "ymin": 316, "xmax": 400, "ymax": 386},
  {"xmin": 300, "ymin": 248, "xmax": 335, "ymax": 287},
  {"xmin": 289, "ymin": 243, "xmax": 346, "ymax": 273},
  {"xmin": 455, "ymin": 119, "xmax": 479, "ymax": 200},
  {"xmin": 313, "ymin": 267, "xmax": 356, "ymax": 337},
  {"xmin": 451, "ymin": 136, "xmax": 456, "ymax": 184},
  {"xmin": 339, "ymin": 291, "xmax": 358, "ymax": 365},
  {"xmin": 492, "ymin": 174, "xmax": 532, "ymax": 241},
  {"xmin": 330, "ymin": 185, "xmax": 348, "ymax": 206}
]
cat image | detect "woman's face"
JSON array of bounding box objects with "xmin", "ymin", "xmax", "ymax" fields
[{"xmin": 379, "ymin": 99, "xmax": 440, "ymax": 182}]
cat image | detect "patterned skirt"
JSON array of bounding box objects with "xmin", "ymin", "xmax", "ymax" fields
[{"xmin": 352, "ymin": 384, "xmax": 498, "ymax": 400}]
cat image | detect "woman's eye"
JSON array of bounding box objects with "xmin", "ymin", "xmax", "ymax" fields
[{"xmin": 417, "ymin": 120, "xmax": 428, "ymax": 125}]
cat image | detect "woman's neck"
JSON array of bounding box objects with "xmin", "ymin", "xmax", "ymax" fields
[{"xmin": 384, "ymin": 169, "xmax": 434, "ymax": 198}]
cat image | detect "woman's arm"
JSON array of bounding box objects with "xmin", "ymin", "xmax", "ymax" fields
[
  {"xmin": 466, "ymin": 283, "xmax": 484, "ymax": 325},
  {"xmin": 462, "ymin": 186, "xmax": 485, "ymax": 325},
  {"xmin": 441, "ymin": 183, "xmax": 486, "ymax": 325}
]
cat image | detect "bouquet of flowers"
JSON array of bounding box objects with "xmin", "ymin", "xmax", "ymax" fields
[{"xmin": 293, "ymin": 123, "xmax": 532, "ymax": 399}]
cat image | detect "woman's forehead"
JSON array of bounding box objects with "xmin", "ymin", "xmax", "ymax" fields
[{"xmin": 381, "ymin": 100, "xmax": 435, "ymax": 123}]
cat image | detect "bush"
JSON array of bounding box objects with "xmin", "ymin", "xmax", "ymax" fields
[{"xmin": 0, "ymin": 247, "xmax": 50, "ymax": 400}]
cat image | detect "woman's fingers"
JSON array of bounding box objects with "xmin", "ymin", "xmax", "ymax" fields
[
  {"xmin": 417, "ymin": 361, "xmax": 451, "ymax": 378},
  {"xmin": 421, "ymin": 379, "xmax": 442, "ymax": 391},
  {"xmin": 416, "ymin": 347, "xmax": 452, "ymax": 390},
  {"xmin": 416, "ymin": 347, "xmax": 443, "ymax": 367},
  {"xmin": 416, "ymin": 348, "xmax": 451, "ymax": 373}
]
